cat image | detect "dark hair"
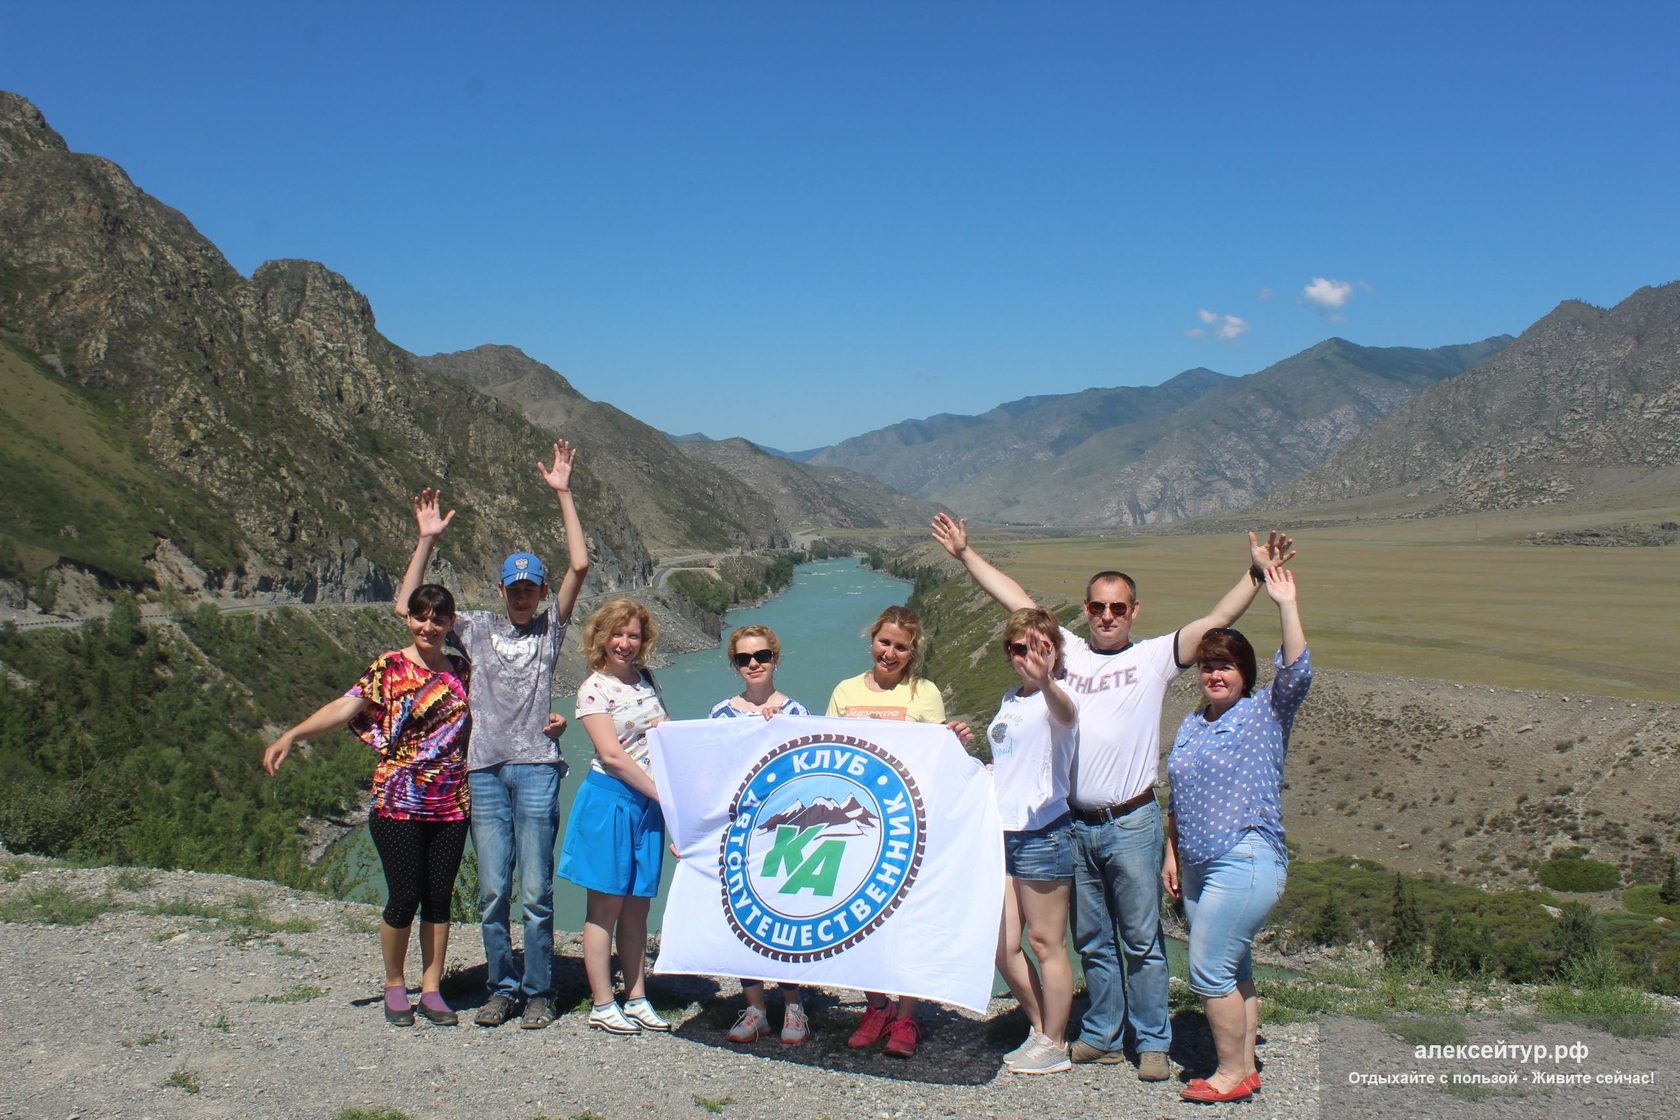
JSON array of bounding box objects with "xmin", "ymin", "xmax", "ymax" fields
[
  {"xmin": 1085, "ymin": 569, "xmax": 1139, "ymax": 600},
  {"xmin": 407, "ymin": 583, "xmax": 456, "ymax": 620},
  {"xmin": 1197, "ymin": 627, "xmax": 1257, "ymax": 697}
]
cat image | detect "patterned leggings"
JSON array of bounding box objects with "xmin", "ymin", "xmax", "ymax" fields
[{"xmin": 368, "ymin": 815, "xmax": 470, "ymax": 928}]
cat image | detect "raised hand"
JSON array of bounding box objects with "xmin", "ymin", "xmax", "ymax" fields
[
  {"xmin": 931, "ymin": 512, "xmax": 969, "ymax": 558},
  {"xmin": 1016, "ymin": 634, "xmax": 1057, "ymax": 689},
  {"xmin": 1249, "ymin": 530, "xmax": 1297, "ymax": 571},
  {"xmin": 1262, "ymin": 564, "xmax": 1297, "ymax": 605},
  {"xmin": 413, "ymin": 488, "xmax": 456, "ymax": 540},
  {"xmin": 539, "ymin": 439, "xmax": 576, "ymax": 494}
]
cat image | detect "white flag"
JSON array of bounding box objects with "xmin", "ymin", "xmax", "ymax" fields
[{"xmin": 646, "ymin": 715, "xmax": 1003, "ymax": 1013}]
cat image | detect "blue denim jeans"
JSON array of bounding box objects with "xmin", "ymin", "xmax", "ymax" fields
[
  {"xmin": 1181, "ymin": 830, "xmax": 1286, "ymax": 997},
  {"xmin": 469, "ymin": 763, "xmax": 561, "ymax": 999},
  {"xmin": 1071, "ymin": 800, "xmax": 1171, "ymax": 1054}
]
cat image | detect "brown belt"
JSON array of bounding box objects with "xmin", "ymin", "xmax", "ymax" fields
[{"xmin": 1068, "ymin": 788, "xmax": 1157, "ymax": 825}]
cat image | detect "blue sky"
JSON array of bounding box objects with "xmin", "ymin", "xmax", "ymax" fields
[{"xmin": 4, "ymin": 2, "xmax": 1676, "ymax": 448}]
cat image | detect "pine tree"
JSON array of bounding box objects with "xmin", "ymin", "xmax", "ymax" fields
[
  {"xmin": 1385, "ymin": 874, "xmax": 1427, "ymax": 968},
  {"xmin": 1660, "ymin": 855, "xmax": 1680, "ymax": 907}
]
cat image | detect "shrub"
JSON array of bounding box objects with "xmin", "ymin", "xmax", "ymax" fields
[
  {"xmin": 1431, "ymin": 914, "xmax": 1495, "ymax": 978},
  {"xmin": 1536, "ymin": 851, "xmax": 1620, "ymax": 893},
  {"xmin": 1384, "ymin": 875, "xmax": 1427, "ymax": 968}
]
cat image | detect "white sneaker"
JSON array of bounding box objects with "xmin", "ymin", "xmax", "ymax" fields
[
  {"xmin": 1010, "ymin": 1035, "xmax": 1072, "ymax": 1076},
  {"xmin": 1002, "ymin": 1029, "xmax": 1046, "ymax": 1069},
  {"xmin": 622, "ymin": 997, "xmax": 672, "ymax": 1032},
  {"xmin": 588, "ymin": 1001, "xmax": 641, "ymax": 1035},
  {"xmin": 780, "ymin": 1003, "xmax": 810, "ymax": 1046},
  {"xmin": 728, "ymin": 1005, "xmax": 771, "ymax": 1043}
]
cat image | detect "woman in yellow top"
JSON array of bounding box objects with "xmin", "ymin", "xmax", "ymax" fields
[{"xmin": 828, "ymin": 605, "xmax": 970, "ymax": 1059}]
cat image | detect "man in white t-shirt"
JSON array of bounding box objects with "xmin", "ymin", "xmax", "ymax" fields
[
  {"xmin": 932, "ymin": 514, "xmax": 1291, "ymax": 1082},
  {"xmin": 396, "ymin": 441, "xmax": 591, "ymax": 1030}
]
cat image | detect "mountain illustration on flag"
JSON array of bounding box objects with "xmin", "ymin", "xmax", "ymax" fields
[{"xmin": 754, "ymin": 795, "xmax": 878, "ymax": 834}]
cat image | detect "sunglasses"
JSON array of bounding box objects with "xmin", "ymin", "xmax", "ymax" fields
[
  {"xmin": 732, "ymin": 649, "xmax": 776, "ymax": 667},
  {"xmin": 1085, "ymin": 600, "xmax": 1133, "ymax": 617}
]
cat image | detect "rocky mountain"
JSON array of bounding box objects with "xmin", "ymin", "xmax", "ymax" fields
[
  {"xmin": 0, "ymin": 92, "xmax": 671, "ymax": 609},
  {"xmin": 1274, "ymin": 283, "xmax": 1680, "ymax": 513},
  {"xmin": 811, "ymin": 340, "xmax": 1509, "ymax": 526},
  {"xmin": 416, "ymin": 345, "xmax": 791, "ymax": 554},
  {"xmin": 674, "ymin": 437, "xmax": 940, "ymax": 531}
]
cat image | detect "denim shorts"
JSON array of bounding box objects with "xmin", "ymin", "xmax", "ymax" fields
[
  {"xmin": 1181, "ymin": 829, "xmax": 1286, "ymax": 997},
  {"xmin": 1003, "ymin": 813, "xmax": 1074, "ymax": 881},
  {"xmin": 557, "ymin": 769, "xmax": 666, "ymax": 898}
]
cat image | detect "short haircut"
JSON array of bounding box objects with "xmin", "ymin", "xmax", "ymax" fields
[
  {"xmin": 407, "ymin": 583, "xmax": 456, "ymax": 620},
  {"xmin": 1196, "ymin": 627, "xmax": 1258, "ymax": 697},
  {"xmin": 582, "ymin": 598, "xmax": 658, "ymax": 672},
  {"xmin": 1085, "ymin": 570, "xmax": 1139, "ymax": 601},
  {"xmin": 727, "ymin": 624, "xmax": 781, "ymax": 662},
  {"xmin": 1001, "ymin": 607, "xmax": 1064, "ymax": 671}
]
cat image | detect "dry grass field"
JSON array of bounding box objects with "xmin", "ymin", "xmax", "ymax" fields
[{"xmin": 905, "ymin": 500, "xmax": 1680, "ymax": 889}]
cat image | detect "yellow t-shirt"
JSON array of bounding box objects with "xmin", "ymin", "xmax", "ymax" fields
[{"xmin": 825, "ymin": 672, "xmax": 946, "ymax": 724}]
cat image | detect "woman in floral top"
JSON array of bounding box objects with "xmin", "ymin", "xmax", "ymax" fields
[
  {"xmin": 1162, "ymin": 565, "xmax": 1310, "ymax": 1104},
  {"xmin": 263, "ymin": 584, "xmax": 471, "ymax": 1027}
]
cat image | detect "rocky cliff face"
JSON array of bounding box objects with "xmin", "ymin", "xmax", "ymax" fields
[
  {"xmin": 0, "ymin": 91, "xmax": 648, "ymax": 606},
  {"xmin": 675, "ymin": 437, "xmax": 940, "ymax": 531},
  {"xmin": 1276, "ymin": 285, "xmax": 1680, "ymax": 513}
]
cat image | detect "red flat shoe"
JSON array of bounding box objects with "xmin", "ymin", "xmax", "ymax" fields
[
  {"xmin": 1181, "ymin": 1078, "xmax": 1256, "ymax": 1104},
  {"xmin": 1243, "ymin": 1071, "xmax": 1261, "ymax": 1094}
]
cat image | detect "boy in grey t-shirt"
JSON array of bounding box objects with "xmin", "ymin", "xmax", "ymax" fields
[{"xmin": 396, "ymin": 440, "xmax": 590, "ymax": 1029}]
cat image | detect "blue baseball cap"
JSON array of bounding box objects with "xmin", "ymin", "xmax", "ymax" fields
[{"xmin": 500, "ymin": 552, "xmax": 547, "ymax": 587}]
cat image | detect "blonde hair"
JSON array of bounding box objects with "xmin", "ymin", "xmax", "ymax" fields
[
  {"xmin": 1001, "ymin": 607, "xmax": 1064, "ymax": 672},
  {"xmin": 582, "ymin": 598, "xmax": 658, "ymax": 672},
  {"xmin": 727, "ymin": 624, "xmax": 781, "ymax": 662},
  {"xmin": 868, "ymin": 605, "xmax": 926, "ymax": 695}
]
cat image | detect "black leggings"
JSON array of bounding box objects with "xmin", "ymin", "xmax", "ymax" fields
[{"xmin": 368, "ymin": 815, "xmax": 470, "ymax": 928}]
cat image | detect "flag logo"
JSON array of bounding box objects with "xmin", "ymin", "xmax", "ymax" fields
[{"xmin": 719, "ymin": 733, "xmax": 926, "ymax": 961}]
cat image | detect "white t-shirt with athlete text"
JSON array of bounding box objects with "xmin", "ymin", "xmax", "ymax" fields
[{"xmin": 1059, "ymin": 628, "xmax": 1184, "ymax": 810}]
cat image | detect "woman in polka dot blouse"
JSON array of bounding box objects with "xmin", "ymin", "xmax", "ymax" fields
[{"xmin": 1162, "ymin": 564, "xmax": 1309, "ymax": 1105}]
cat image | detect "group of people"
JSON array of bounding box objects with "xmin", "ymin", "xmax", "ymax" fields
[
  {"xmin": 262, "ymin": 442, "xmax": 1313, "ymax": 1102},
  {"xmin": 930, "ymin": 514, "xmax": 1310, "ymax": 1100}
]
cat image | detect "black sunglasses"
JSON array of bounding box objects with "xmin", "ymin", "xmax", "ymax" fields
[{"xmin": 732, "ymin": 649, "xmax": 776, "ymax": 667}]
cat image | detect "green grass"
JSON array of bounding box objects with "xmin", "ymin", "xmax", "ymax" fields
[
  {"xmin": 1381, "ymin": 1015, "xmax": 1470, "ymax": 1047},
  {"xmin": 112, "ymin": 867, "xmax": 158, "ymax": 892},
  {"xmin": 0, "ymin": 883, "xmax": 116, "ymax": 926},
  {"xmin": 1, "ymin": 860, "xmax": 22, "ymax": 883},
  {"xmin": 1538, "ymin": 979, "xmax": 1677, "ymax": 1039},
  {"xmin": 162, "ymin": 1066, "xmax": 201, "ymax": 1094},
  {"xmin": 1622, "ymin": 884, "xmax": 1680, "ymax": 920},
  {"xmin": 693, "ymin": 1096, "xmax": 734, "ymax": 1115},
  {"xmin": 210, "ymin": 1011, "xmax": 231, "ymax": 1032},
  {"xmin": 250, "ymin": 984, "xmax": 326, "ymax": 1004},
  {"xmin": 123, "ymin": 1029, "xmax": 170, "ymax": 1048},
  {"xmin": 147, "ymin": 893, "xmax": 317, "ymax": 943}
]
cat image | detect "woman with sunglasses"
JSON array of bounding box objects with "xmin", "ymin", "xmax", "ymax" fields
[
  {"xmin": 1162, "ymin": 565, "xmax": 1310, "ymax": 1105},
  {"xmin": 987, "ymin": 607, "xmax": 1078, "ymax": 1075},
  {"xmin": 829, "ymin": 604, "xmax": 971, "ymax": 1059},
  {"xmin": 708, "ymin": 625, "xmax": 812, "ymax": 1044}
]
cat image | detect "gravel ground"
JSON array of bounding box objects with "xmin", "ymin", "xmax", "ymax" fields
[{"xmin": 0, "ymin": 858, "xmax": 1324, "ymax": 1120}]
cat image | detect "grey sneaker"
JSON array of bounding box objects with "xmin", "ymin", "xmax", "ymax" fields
[
  {"xmin": 622, "ymin": 997, "xmax": 672, "ymax": 1032},
  {"xmin": 1010, "ymin": 1035, "xmax": 1072, "ymax": 1076},
  {"xmin": 1138, "ymin": 1050, "xmax": 1172, "ymax": 1082},
  {"xmin": 475, "ymin": 992, "xmax": 517, "ymax": 1027},
  {"xmin": 1069, "ymin": 1040, "xmax": 1127, "ymax": 1064},
  {"xmin": 1002, "ymin": 1029, "xmax": 1046, "ymax": 1068},
  {"xmin": 520, "ymin": 996, "xmax": 556, "ymax": 1030}
]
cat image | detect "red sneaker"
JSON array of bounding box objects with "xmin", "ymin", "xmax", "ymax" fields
[
  {"xmin": 847, "ymin": 1003, "xmax": 895, "ymax": 1049},
  {"xmin": 883, "ymin": 1016, "xmax": 921, "ymax": 1058}
]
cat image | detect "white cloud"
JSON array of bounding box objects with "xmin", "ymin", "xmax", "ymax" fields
[
  {"xmin": 1302, "ymin": 276, "xmax": 1356, "ymax": 311},
  {"xmin": 1257, "ymin": 287, "xmax": 1273, "ymax": 302},
  {"xmin": 1186, "ymin": 310, "xmax": 1248, "ymax": 342}
]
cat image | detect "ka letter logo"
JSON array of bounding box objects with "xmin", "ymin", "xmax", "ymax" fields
[{"xmin": 722, "ymin": 734, "xmax": 927, "ymax": 961}]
